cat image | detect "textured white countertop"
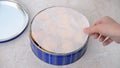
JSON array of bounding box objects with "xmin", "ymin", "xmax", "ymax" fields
[{"xmin": 0, "ymin": 0, "xmax": 120, "ymax": 68}]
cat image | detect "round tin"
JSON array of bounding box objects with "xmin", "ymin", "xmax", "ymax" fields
[
  {"xmin": 30, "ymin": 7, "xmax": 89, "ymax": 65},
  {"xmin": 0, "ymin": 1, "xmax": 29, "ymax": 43}
]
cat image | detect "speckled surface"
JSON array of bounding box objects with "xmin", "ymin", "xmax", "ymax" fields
[{"xmin": 0, "ymin": 0, "xmax": 120, "ymax": 68}]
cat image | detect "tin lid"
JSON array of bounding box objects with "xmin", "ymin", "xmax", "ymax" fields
[
  {"xmin": 0, "ymin": 1, "xmax": 29, "ymax": 43},
  {"xmin": 31, "ymin": 7, "xmax": 89, "ymax": 53}
]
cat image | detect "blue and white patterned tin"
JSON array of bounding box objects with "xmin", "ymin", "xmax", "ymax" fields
[
  {"xmin": 30, "ymin": 7, "xmax": 89, "ymax": 65},
  {"xmin": 30, "ymin": 37, "xmax": 88, "ymax": 65}
]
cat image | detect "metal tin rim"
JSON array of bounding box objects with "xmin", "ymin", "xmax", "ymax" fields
[
  {"xmin": 30, "ymin": 33, "xmax": 88, "ymax": 56},
  {"xmin": 30, "ymin": 6, "xmax": 89, "ymax": 55},
  {"xmin": 0, "ymin": 1, "xmax": 29, "ymax": 43}
]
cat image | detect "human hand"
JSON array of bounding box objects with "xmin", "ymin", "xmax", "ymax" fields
[{"xmin": 84, "ymin": 16, "xmax": 120, "ymax": 46}]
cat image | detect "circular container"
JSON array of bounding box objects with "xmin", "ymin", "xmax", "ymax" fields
[
  {"xmin": 30, "ymin": 7, "xmax": 89, "ymax": 65},
  {"xmin": 0, "ymin": 1, "xmax": 29, "ymax": 43}
]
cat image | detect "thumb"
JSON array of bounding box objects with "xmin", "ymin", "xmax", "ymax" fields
[{"xmin": 83, "ymin": 26, "xmax": 99, "ymax": 35}]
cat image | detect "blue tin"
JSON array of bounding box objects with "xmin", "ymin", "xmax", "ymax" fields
[
  {"xmin": 30, "ymin": 37, "xmax": 88, "ymax": 65},
  {"xmin": 30, "ymin": 7, "xmax": 89, "ymax": 65}
]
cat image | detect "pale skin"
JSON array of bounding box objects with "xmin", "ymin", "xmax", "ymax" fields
[{"xmin": 84, "ymin": 16, "xmax": 120, "ymax": 46}]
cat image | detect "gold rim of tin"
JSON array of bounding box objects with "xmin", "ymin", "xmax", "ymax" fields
[{"xmin": 30, "ymin": 6, "xmax": 89, "ymax": 55}]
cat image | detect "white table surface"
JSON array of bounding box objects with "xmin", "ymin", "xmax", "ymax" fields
[{"xmin": 0, "ymin": 0, "xmax": 120, "ymax": 68}]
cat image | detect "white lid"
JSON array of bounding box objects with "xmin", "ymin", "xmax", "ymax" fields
[
  {"xmin": 0, "ymin": 1, "xmax": 29, "ymax": 42},
  {"xmin": 31, "ymin": 7, "xmax": 89, "ymax": 53}
]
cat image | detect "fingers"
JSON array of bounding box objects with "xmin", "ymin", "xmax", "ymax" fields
[
  {"xmin": 99, "ymin": 35, "xmax": 107, "ymax": 42},
  {"xmin": 83, "ymin": 16, "xmax": 116, "ymax": 46},
  {"xmin": 91, "ymin": 33, "xmax": 100, "ymax": 39},
  {"xmin": 99, "ymin": 35, "xmax": 113, "ymax": 46},
  {"xmin": 84, "ymin": 16, "xmax": 110, "ymax": 35},
  {"xmin": 83, "ymin": 26, "xmax": 99, "ymax": 35},
  {"xmin": 92, "ymin": 34, "xmax": 113, "ymax": 46},
  {"xmin": 103, "ymin": 38, "xmax": 113, "ymax": 46},
  {"xmin": 84, "ymin": 27, "xmax": 113, "ymax": 46}
]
